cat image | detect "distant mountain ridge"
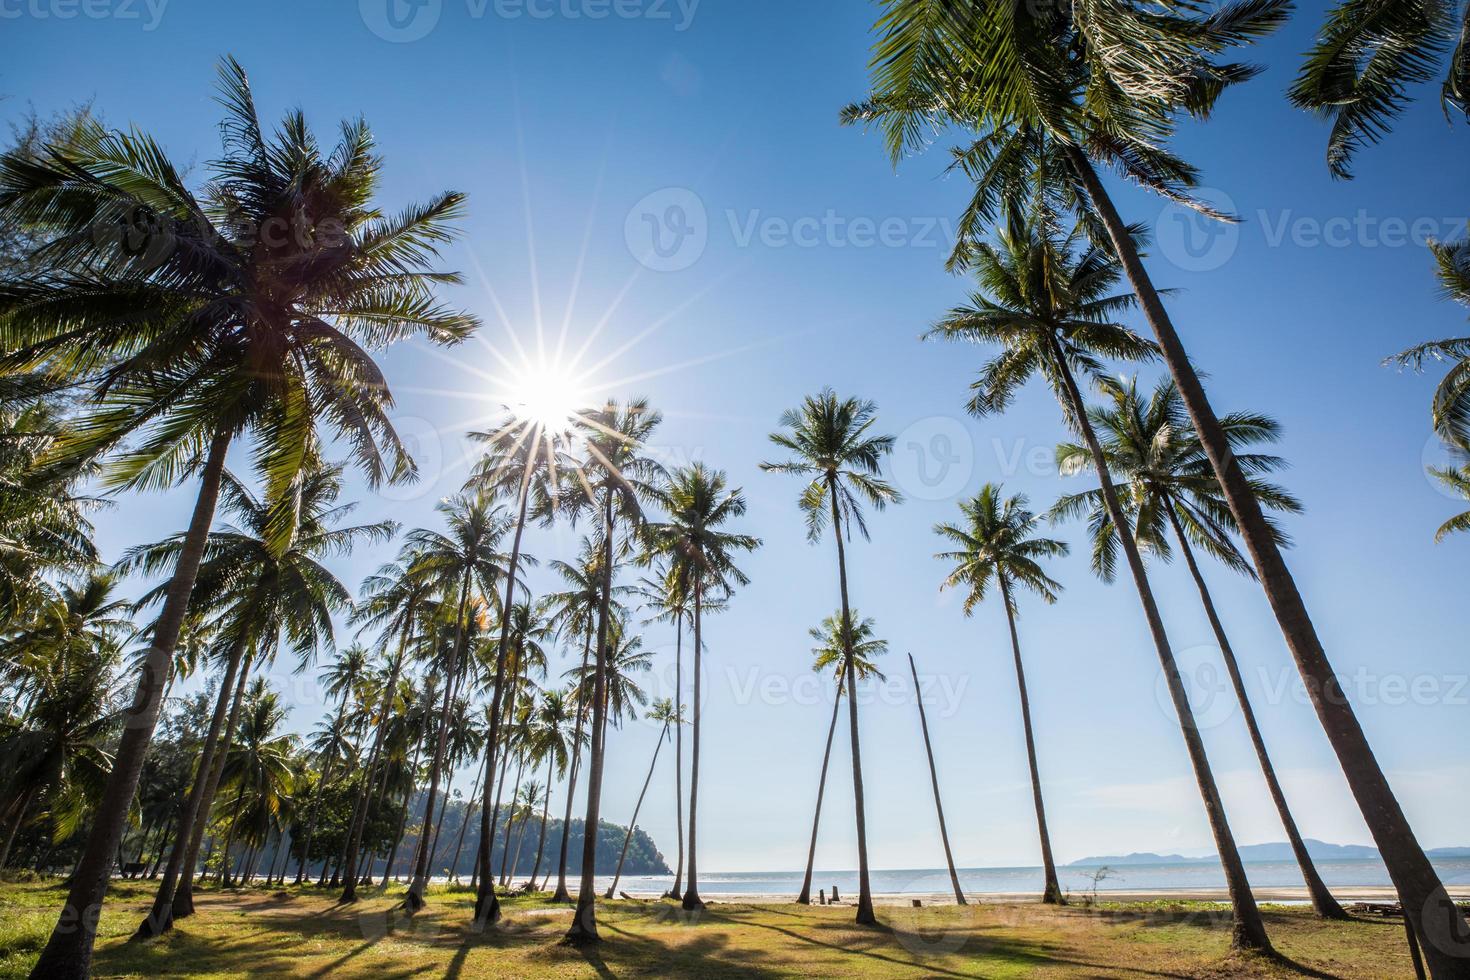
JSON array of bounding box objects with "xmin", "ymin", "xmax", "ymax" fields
[{"xmin": 1067, "ymin": 840, "xmax": 1469, "ymax": 867}]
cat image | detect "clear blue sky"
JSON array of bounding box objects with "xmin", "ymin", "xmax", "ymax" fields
[{"xmin": 3, "ymin": 1, "xmax": 1466, "ymax": 875}]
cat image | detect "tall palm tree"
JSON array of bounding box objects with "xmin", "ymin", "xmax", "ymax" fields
[
  {"xmin": 294, "ymin": 644, "xmax": 371, "ymax": 885},
  {"xmin": 525, "ymin": 688, "xmax": 576, "ymax": 890},
  {"xmin": 129, "ymin": 463, "xmax": 390, "ymax": 933},
  {"xmin": 1051, "ymin": 377, "xmax": 1348, "ymax": 917},
  {"xmin": 1292, "ymin": 0, "xmax": 1469, "ymax": 178},
  {"xmin": 929, "ymin": 217, "xmax": 1270, "ymax": 951},
  {"xmin": 1428, "ymin": 446, "xmax": 1470, "ymax": 540},
  {"xmin": 465, "ymin": 411, "xmax": 564, "ymax": 923},
  {"xmin": 604, "ymin": 698, "xmax": 678, "ymax": 899},
  {"xmin": 215, "ymin": 680, "xmax": 298, "ymax": 888},
  {"xmin": 401, "ymin": 496, "xmax": 512, "ymax": 912},
  {"xmin": 762, "ymin": 391, "xmax": 897, "ymax": 926},
  {"xmin": 795, "ymin": 612, "xmax": 886, "ymax": 907},
  {"xmin": 935, "ymin": 485, "xmax": 1067, "ymax": 904},
  {"xmin": 642, "ymin": 464, "xmax": 757, "ymax": 912},
  {"xmin": 846, "ymin": 7, "xmax": 1463, "ymax": 958},
  {"xmin": 1389, "ymin": 233, "xmax": 1470, "ymax": 451},
  {"xmin": 631, "ymin": 567, "xmax": 688, "ymax": 899},
  {"xmin": 338, "ymin": 551, "xmax": 434, "ymax": 901},
  {"xmin": 0, "ymin": 57, "xmax": 475, "ymax": 977},
  {"xmin": 556, "ymin": 400, "xmax": 666, "ymax": 944}
]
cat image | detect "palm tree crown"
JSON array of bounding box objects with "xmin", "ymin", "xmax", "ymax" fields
[{"xmin": 935, "ymin": 485, "xmax": 1068, "ymax": 614}]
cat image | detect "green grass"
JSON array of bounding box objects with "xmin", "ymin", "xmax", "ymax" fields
[{"xmin": 0, "ymin": 878, "xmax": 1422, "ymax": 978}]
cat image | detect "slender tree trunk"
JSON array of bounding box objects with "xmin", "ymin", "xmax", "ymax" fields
[
  {"xmin": 1164, "ymin": 506, "xmax": 1347, "ymax": 919},
  {"xmin": 173, "ymin": 647, "xmax": 255, "ymax": 920},
  {"xmin": 529, "ymin": 755, "xmax": 555, "ymax": 890},
  {"xmin": 670, "ymin": 610, "xmax": 686, "ymax": 902},
  {"xmin": 136, "ymin": 633, "xmax": 250, "ymax": 938},
  {"xmin": 508, "ymin": 800, "xmax": 532, "ymax": 888},
  {"xmin": 295, "ymin": 696, "xmax": 350, "ymax": 885},
  {"xmin": 339, "ymin": 611, "xmax": 414, "ymax": 902},
  {"xmin": 565, "ymin": 493, "xmax": 616, "ymax": 943},
  {"xmin": 499, "ymin": 754, "xmax": 528, "ymax": 886},
  {"xmin": 30, "ymin": 430, "xmax": 232, "ymax": 980},
  {"xmin": 484, "ymin": 738, "xmax": 513, "ymax": 890},
  {"xmin": 449, "ymin": 755, "xmax": 488, "ymax": 883},
  {"xmin": 1068, "ymin": 148, "xmax": 1466, "ymax": 969},
  {"xmin": 997, "ymin": 576, "xmax": 1062, "ymax": 905},
  {"xmin": 907, "ymin": 654, "xmax": 966, "ymax": 905},
  {"xmin": 472, "ymin": 446, "xmax": 537, "ymax": 927},
  {"xmin": 0, "ymin": 786, "xmax": 38, "ymax": 868},
  {"xmin": 606, "ymin": 723, "xmax": 667, "ymax": 899},
  {"xmin": 681, "ymin": 579, "xmax": 706, "ymax": 911},
  {"xmin": 1047, "ymin": 332, "xmax": 1269, "ymax": 952},
  {"xmin": 553, "ymin": 632, "xmax": 593, "ymax": 903},
  {"xmin": 404, "ymin": 571, "xmax": 472, "ymax": 912},
  {"xmin": 828, "ymin": 477, "xmax": 876, "ymax": 926},
  {"xmin": 425, "ymin": 770, "xmax": 456, "ymax": 883},
  {"xmin": 796, "ymin": 679, "xmax": 843, "ymax": 905}
]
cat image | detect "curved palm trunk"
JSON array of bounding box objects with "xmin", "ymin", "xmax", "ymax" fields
[
  {"xmin": 828, "ymin": 478, "xmax": 876, "ymax": 926},
  {"xmin": 498, "ymin": 754, "xmax": 528, "ymax": 886},
  {"xmin": 294, "ymin": 694, "xmax": 351, "ymax": 885},
  {"xmin": 1068, "ymin": 149, "xmax": 1466, "ymax": 968},
  {"xmin": 670, "ymin": 611, "xmax": 685, "ymax": 902},
  {"xmin": 681, "ymin": 580, "xmax": 707, "ymax": 910},
  {"xmin": 448, "ymin": 755, "xmax": 488, "ymax": 882},
  {"xmin": 552, "ymin": 632, "xmax": 594, "ymax": 903},
  {"xmin": 996, "ymin": 576, "xmax": 1062, "ymax": 905},
  {"xmin": 796, "ymin": 680, "xmax": 843, "ymax": 905},
  {"xmin": 174, "ymin": 645, "xmax": 256, "ymax": 919},
  {"xmin": 907, "ymin": 654, "xmax": 966, "ymax": 906},
  {"xmin": 0, "ymin": 787, "xmax": 38, "ymax": 869},
  {"xmin": 425, "ymin": 770, "xmax": 457, "ymax": 881},
  {"xmin": 529, "ymin": 755, "xmax": 555, "ymax": 890},
  {"xmin": 1047, "ymin": 333, "xmax": 1270, "ymax": 952},
  {"xmin": 339, "ymin": 611, "xmax": 414, "ymax": 902},
  {"xmin": 471, "ymin": 469, "xmax": 535, "ymax": 927},
  {"xmin": 606, "ymin": 723, "xmax": 668, "ymax": 899},
  {"xmin": 507, "ymin": 803, "xmax": 532, "ymax": 887},
  {"xmin": 565, "ymin": 493, "xmax": 616, "ymax": 943},
  {"xmin": 31, "ymin": 430, "xmax": 232, "ymax": 980},
  {"xmin": 135, "ymin": 632, "xmax": 250, "ymax": 938},
  {"xmin": 404, "ymin": 574, "xmax": 471, "ymax": 912},
  {"xmin": 1163, "ymin": 506, "xmax": 1348, "ymax": 919}
]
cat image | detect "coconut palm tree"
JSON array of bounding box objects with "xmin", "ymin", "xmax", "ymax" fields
[
  {"xmin": 525, "ymin": 688, "xmax": 576, "ymax": 890},
  {"xmin": 846, "ymin": 7, "xmax": 1462, "ymax": 957},
  {"xmin": 935, "ymin": 485, "xmax": 1067, "ymax": 905},
  {"xmin": 129, "ymin": 463, "xmax": 390, "ymax": 933},
  {"xmin": 401, "ymin": 496, "xmax": 513, "ymax": 912},
  {"xmin": 293, "ymin": 644, "xmax": 371, "ymax": 884},
  {"xmin": 555, "ymin": 400, "xmax": 667, "ymax": 944},
  {"xmin": 1428, "ymin": 447, "xmax": 1470, "ymax": 540},
  {"xmin": 215, "ymin": 680, "xmax": 297, "ymax": 888},
  {"xmin": 1291, "ymin": 0, "xmax": 1469, "ymax": 178},
  {"xmin": 762, "ymin": 391, "xmax": 897, "ymax": 926},
  {"xmin": 1051, "ymin": 377, "xmax": 1350, "ymax": 917},
  {"xmin": 641, "ymin": 464, "xmax": 757, "ymax": 912},
  {"xmin": 795, "ymin": 612, "xmax": 887, "ymax": 907},
  {"xmin": 0, "ymin": 56, "xmax": 476, "ymax": 976},
  {"xmin": 604, "ymin": 698, "xmax": 679, "ymax": 899},
  {"xmin": 1389, "ymin": 233, "xmax": 1470, "ymax": 451},
  {"xmin": 929, "ymin": 216, "xmax": 1270, "ymax": 950}
]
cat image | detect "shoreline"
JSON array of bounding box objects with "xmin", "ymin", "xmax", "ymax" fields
[{"xmin": 608, "ymin": 884, "xmax": 1470, "ymax": 905}]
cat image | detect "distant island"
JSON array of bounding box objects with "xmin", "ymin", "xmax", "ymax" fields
[{"xmin": 1067, "ymin": 839, "xmax": 1470, "ymax": 867}]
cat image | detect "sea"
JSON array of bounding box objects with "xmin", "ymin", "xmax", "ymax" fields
[{"xmin": 587, "ymin": 856, "xmax": 1470, "ymax": 900}]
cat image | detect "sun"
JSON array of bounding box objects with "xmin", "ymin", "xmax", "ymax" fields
[{"xmin": 505, "ymin": 362, "xmax": 589, "ymax": 430}]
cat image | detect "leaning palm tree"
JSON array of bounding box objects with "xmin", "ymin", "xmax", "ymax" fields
[
  {"xmin": 929, "ymin": 217, "xmax": 1270, "ymax": 951},
  {"xmin": 1291, "ymin": 0, "xmax": 1469, "ymax": 178},
  {"xmin": 641, "ymin": 463, "xmax": 758, "ymax": 912},
  {"xmin": 525, "ymin": 688, "xmax": 576, "ymax": 890},
  {"xmin": 935, "ymin": 486, "xmax": 1067, "ymax": 905},
  {"xmin": 129, "ymin": 463, "xmax": 391, "ymax": 934},
  {"xmin": 555, "ymin": 400, "xmax": 667, "ymax": 944},
  {"xmin": 1429, "ymin": 446, "xmax": 1470, "ymax": 540},
  {"xmin": 603, "ymin": 698, "xmax": 679, "ymax": 899},
  {"xmin": 1389, "ymin": 232, "xmax": 1470, "ymax": 450},
  {"xmin": 293, "ymin": 644, "xmax": 370, "ymax": 885},
  {"xmin": 762, "ymin": 390, "xmax": 898, "ymax": 926},
  {"xmin": 846, "ymin": 6, "xmax": 1463, "ymax": 958},
  {"xmin": 795, "ymin": 612, "xmax": 886, "ymax": 907},
  {"xmin": 1052, "ymin": 377, "xmax": 1347, "ymax": 919},
  {"xmin": 401, "ymin": 496, "xmax": 513, "ymax": 913},
  {"xmin": 0, "ymin": 57, "xmax": 476, "ymax": 977}
]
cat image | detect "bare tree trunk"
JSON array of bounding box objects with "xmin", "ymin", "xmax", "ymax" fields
[
  {"xmin": 449, "ymin": 755, "xmax": 488, "ymax": 883},
  {"xmin": 529, "ymin": 755, "xmax": 555, "ymax": 890},
  {"xmin": 670, "ymin": 611, "xmax": 686, "ymax": 902},
  {"xmin": 31, "ymin": 430, "xmax": 232, "ymax": 980},
  {"xmin": 681, "ymin": 579, "xmax": 706, "ymax": 911},
  {"xmin": 1068, "ymin": 148, "xmax": 1466, "ymax": 969},
  {"xmin": 796, "ymin": 680, "xmax": 843, "ymax": 905},
  {"xmin": 605, "ymin": 723, "xmax": 667, "ymax": 899},
  {"xmin": 997, "ymin": 576, "xmax": 1062, "ymax": 905},
  {"xmin": 552, "ymin": 632, "xmax": 593, "ymax": 903},
  {"xmin": 907, "ymin": 654, "xmax": 966, "ymax": 906},
  {"xmin": 1046, "ymin": 331, "xmax": 1269, "ymax": 952},
  {"xmin": 498, "ymin": 754, "xmax": 528, "ymax": 886}
]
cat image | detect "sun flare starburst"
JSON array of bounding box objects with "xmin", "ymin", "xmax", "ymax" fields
[{"xmin": 505, "ymin": 362, "xmax": 590, "ymax": 431}]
